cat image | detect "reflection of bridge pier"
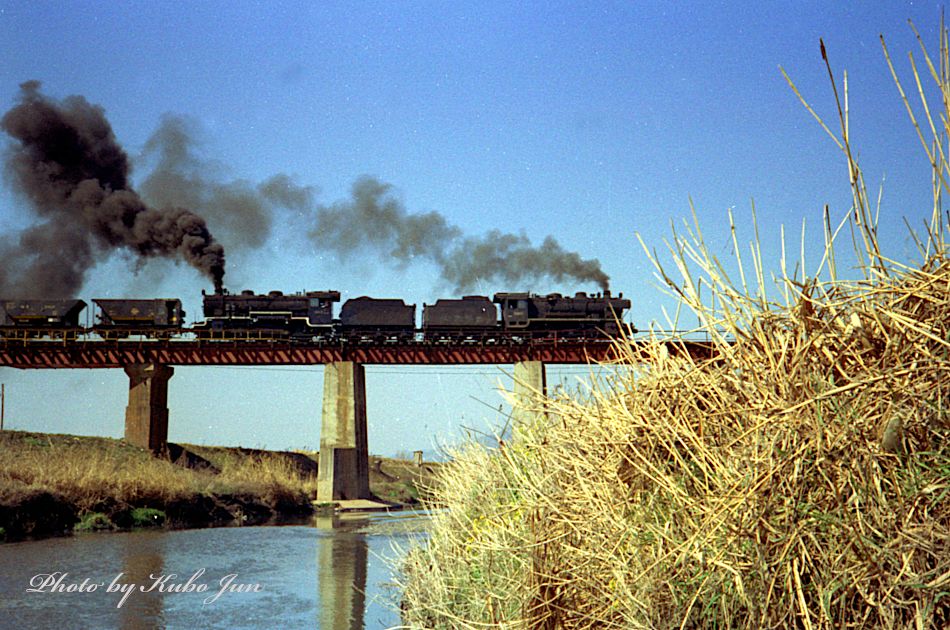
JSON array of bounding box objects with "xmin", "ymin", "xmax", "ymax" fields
[
  {"xmin": 314, "ymin": 515, "xmax": 367, "ymax": 630},
  {"xmin": 118, "ymin": 531, "xmax": 166, "ymax": 630}
]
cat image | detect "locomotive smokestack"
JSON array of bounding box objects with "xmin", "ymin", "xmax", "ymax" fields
[
  {"xmin": 309, "ymin": 176, "xmax": 611, "ymax": 292},
  {"xmin": 0, "ymin": 81, "xmax": 226, "ymax": 297}
]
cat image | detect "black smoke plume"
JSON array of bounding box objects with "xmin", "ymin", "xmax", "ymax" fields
[
  {"xmin": 310, "ymin": 176, "xmax": 610, "ymax": 291},
  {"xmin": 0, "ymin": 81, "xmax": 225, "ymax": 297},
  {"xmin": 137, "ymin": 119, "xmax": 610, "ymax": 291},
  {"xmin": 138, "ymin": 114, "xmax": 316, "ymax": 251}
]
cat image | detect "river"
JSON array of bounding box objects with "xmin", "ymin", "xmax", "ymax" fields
[{"xmin": 0, "ymin": 510, "xmax": 429, "ymax": 629}]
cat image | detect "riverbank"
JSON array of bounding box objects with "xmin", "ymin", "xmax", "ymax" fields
[{"xmin": 0, "ymin": 430, "xmax": 438, "ymax": 542}]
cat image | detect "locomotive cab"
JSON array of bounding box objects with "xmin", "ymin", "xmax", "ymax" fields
[{"xmin": 493, "ymin": 293, "xmax": 531, "ymax": 329}]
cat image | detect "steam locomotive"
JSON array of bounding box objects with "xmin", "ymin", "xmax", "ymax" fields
[
  {"xmin": 0, "ymin": 289, "xmax": 633, "ymax": 342},
  {"xmin": 195, "ymin": 289, "xmax": 632, "ymax": 342}
]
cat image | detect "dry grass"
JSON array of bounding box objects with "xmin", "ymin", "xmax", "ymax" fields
[
  {"xmin": 396, "ymin": 20, "xmax": 950, "ymax": 630},
  {"xmin": 0, "ymin": 432, "xmax": 196, "ymax": 512},
  {"xmin": 0, "ymin": 432, "xmax": 321, "ymax": 533},
  {"xmin": 0, "ymin": 432, "xmax": 436, "ymax": 538},
  {"xmin": 187, "ymin": 445, "xmax": 320, "ymax": 503}
]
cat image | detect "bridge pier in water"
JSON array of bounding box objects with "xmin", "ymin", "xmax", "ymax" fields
[
  {"xmin": 513, "ymin": 360, "xmax": 547, "ymax": 424},
  {"xmin": 123, "ymin": 364, "xmax": 173, "ymax": 452},
  {"xmin": 317, "ymin": 361, "xmax": 370, "ymax": 501}
]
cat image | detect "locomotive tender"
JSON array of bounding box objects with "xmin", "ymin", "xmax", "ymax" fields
[
  {"xmin": 0, "ymin": 288, "xmax": 633, "ymax": 342},
  {"xmin": 339, "ymin": 297, "xmax": 416, "ymax": 342}
]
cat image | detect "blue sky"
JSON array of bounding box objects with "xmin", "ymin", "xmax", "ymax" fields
[{"xmin": 0, "ymin": 1, "xmax": 945, "ymax": 454}]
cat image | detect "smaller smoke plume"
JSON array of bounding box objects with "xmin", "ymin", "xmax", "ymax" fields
[
  {"xmin": 444, "ymin": 231, "xmax": 610, "ymax": 291},
  {"xmin": 139, "ymin": 115, "xmax": 317, "ymax": 251},
  {"xmin": 309, "ymin": 176, "xmax": 610, "ymax": 291},
  {"xmin": 0, "ymin": 81, "xmax": 225, "ymax": 296}
]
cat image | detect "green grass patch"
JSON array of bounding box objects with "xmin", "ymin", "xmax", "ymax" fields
[
  {"xmin": 130, "ymin": 508, "xmax": 166, "ymax": 528},
  {"xmin": 75, "ymin": 512, "xmax": 115, "ymax": 532}
]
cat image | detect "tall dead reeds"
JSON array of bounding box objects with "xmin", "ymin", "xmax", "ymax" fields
[{"xmin": 397, "ymin": 19, "xmax": 950, "ymax": 630}]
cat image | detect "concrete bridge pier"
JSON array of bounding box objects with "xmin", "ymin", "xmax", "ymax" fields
[
  {"xmin": 512, "ymin": 360, "xmax": 547, "ymax": 424},
  {"xmin": 317, "ymin": 361, "xmax": 370, "ymax": 501},
  {"xmin": 123, "ymin": 364, "xmax": 173, "ymax": 452}
]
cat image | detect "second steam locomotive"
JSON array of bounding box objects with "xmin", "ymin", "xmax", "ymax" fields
[{"xmin": 1, "ymin": 289, "xmax": 633, "ymax": 343}]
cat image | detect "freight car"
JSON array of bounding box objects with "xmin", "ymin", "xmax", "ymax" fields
[
  {"xmin": 338, "ymin": 297, "xmax": 416, "ymax": 343},
  {"xmin": 0, "ymin": 299, "xmax": 87, "ymax": 338},
  {"xmin": 193, "ymin": 289, "xmax": 341, "ymax": 340},
  {"xmin": 94, "ymin": 299, "xmax": 185, "ymax": 338}
]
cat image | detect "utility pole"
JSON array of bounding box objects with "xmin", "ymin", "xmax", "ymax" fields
[{"xmin": 1, "ymin": 383, "xmax": 4, "ymax": 431}]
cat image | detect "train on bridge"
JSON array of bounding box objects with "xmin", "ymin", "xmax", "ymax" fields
[{"xmin": 0, "ymin": 289, "xmax": 633, "ymax": 343}]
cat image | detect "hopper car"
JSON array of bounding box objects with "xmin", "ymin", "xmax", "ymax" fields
[
  {"xmin": 94, "ymin": 299, "xmax": 185, "ymax": 338},
  {"xmin": 0, "ymin": 299, "xmax": 87, "ymax": 338}
]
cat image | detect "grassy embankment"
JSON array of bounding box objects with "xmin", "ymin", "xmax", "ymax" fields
[
  {"xmin": 0, "ymin": 431, "xmax": 437, "ymax": 541},
  {"xmin": 397, "ymin": 23, "xmax": 950, "ymax": 629}
]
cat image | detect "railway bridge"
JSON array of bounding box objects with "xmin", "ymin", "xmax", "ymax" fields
[{"xmin": 0, "ymin": 336, "xmax": 713, "ymax": 501}]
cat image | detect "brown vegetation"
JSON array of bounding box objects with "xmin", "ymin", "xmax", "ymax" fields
[
  {"xmin": 0, "ymin": 431, "xmax": 437, "ymax": 541},
  {"xmin": 0, "ymin": 431, "xmax": 315, "ymax": 539}
]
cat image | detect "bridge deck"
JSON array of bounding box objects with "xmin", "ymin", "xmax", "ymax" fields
[{"xmin": 0, "ymin": 337, "xmax": 715, "ymax": 368}]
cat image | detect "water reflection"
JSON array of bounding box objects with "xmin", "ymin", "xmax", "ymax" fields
[
  {"xmin": 118, "ymin": 532, "xmax": 166, "ymax": 630},
  {"xmin": 0, "ymin": 512, "xmax": 428, "ymax": 629},
  {"xmin": 315, "ymin": 515, "xmax": 367, "ymax": 630}
]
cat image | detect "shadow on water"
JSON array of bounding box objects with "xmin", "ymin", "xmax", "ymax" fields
[
  {"xmin": 118, "ymin": 532, "xmax": 166, "ymax": 630},
  {"xmin": 0, "ymin": 510, "xmax": 430, "ymax": 629}
]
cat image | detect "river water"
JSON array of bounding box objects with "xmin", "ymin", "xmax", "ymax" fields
[{"xmin": 0, "ymin": 511, "xmax": 428, "ymax": 629}]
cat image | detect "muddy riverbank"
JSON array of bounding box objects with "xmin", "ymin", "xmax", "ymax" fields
[{"xmin": 0, "ymin": 430, "xmax": 438, "ymax": 541}]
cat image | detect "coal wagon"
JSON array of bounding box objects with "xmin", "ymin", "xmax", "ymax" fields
[
  {"xmin": 422, "ymin": 296, "xmax": 498, "ymax": 342},
  {"xmin": 94, "ymin": 299, "xmax": 185, "ymax": 338},
  {"xmin": 0, "ymin": 299, "xmax": 87, "ymax": 338}
]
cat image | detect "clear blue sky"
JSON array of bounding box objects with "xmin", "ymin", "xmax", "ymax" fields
[{"xmin": 0, "ymin": 1, "xmax": 944, "ymax": 454}]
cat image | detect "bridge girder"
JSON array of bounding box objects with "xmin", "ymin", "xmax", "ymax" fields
[{"xmin": 0, "ymin": 339, "xmax": 715, "ymax": 368}]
